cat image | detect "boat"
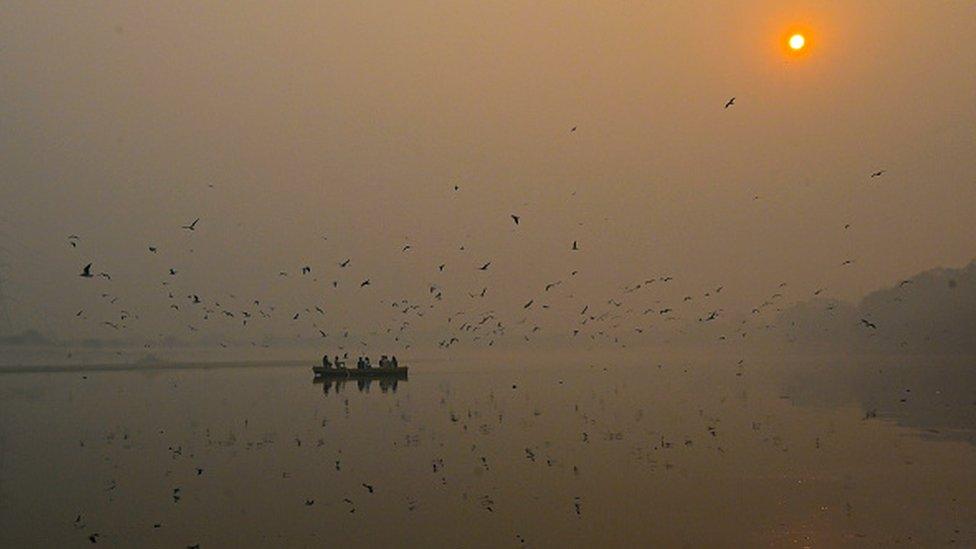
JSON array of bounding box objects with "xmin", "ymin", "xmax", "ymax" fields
[{"xmin": 312, "ymin": 365, "xmax": 408, "ymax": 378}]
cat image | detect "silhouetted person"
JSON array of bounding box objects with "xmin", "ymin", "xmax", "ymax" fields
[
  {"xmin": 322, "ymin": 354, "xmax": 332, "ymax": 368},
  {"xmin": 335, "ymin": 355, "xmax": 344, "ymax": 369},
  {"xmin": 357, "ymin": 356, "xmax": 365, "ymax": 369},
  {"xmin": 379, "ymin": 355, "xmax": 389, "ymax": 368},
  {"xmin": 391, "ymin": 356, "xmax": 399, "ymax": 368}
]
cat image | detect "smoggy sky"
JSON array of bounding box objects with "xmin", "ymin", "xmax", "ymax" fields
[{"xmin": 1, "ymin": 2, "xmax": 974, "ymax": 349}]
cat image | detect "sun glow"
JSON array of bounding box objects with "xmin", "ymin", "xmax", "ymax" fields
[{"xmin": 780, "ymin": 26, "xmax": 813, "ymax": 58}]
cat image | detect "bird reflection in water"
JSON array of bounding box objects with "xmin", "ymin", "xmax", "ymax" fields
[{"xmin": 314, "ymin": 376, "xmax": 403, "ymax": 395}]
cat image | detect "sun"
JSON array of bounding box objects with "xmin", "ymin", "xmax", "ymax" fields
[{"xmin": 788, "ymin": 33, "xmax": 806, "ymax": 50}]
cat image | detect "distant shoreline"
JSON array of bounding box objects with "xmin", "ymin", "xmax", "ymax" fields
[{"xmin": 0, "ymin": 359, "xmax": 309, "ymax": 375}]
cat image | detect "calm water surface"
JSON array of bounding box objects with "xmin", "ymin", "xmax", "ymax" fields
[{"xmin": 1, "ymin": 357, "xmax": 974, "ymax": 547}]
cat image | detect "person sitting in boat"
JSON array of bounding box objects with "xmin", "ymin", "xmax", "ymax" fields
[
  {"xmin": 322, "ymin": 354, "xmax": 333, "ymax": 368},
  {"xmin": 390, "ymin": 355, "xmax": 399, "ymax": 368},
  {"xmin": 335, "ymin": 355, "xmax": 345, "ymax": 369},
  {"xmin": 356, "ymin": 356, "xmax": 365, "ymax": 369},
  {"xmin": 378, "ymin": 355, "xmax": 389, "ymax": 368},
  {"xmin": 363, "ymin": 356, "xmax": 372, "ymax": 368}
]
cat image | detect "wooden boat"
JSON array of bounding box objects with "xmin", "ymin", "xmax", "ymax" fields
[{"xmin": 312, "ymin": 365, "xmax": 408, "ymax": 378}]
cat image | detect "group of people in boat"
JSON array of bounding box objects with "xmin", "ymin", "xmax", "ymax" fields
[{"xmin": 321, "ymin": 354, "xmax": 399, "ymax": 370}]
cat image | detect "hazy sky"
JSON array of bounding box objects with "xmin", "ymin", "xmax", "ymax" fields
[{"xmin": 1, "ymin": 1, "xmax": 974, "ymax": 349}]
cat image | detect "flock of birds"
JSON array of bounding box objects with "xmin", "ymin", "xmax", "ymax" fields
[{"xmin": 63, "ymin": 106, "xmax": 894, "ymax": 361}]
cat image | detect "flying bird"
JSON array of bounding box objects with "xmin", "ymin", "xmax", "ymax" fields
[
  {"xmin": 479, "ymin": 262, "xmax": 491, "ymax": 271},
  {"xmin": 860, "ymin": 318, "xmax": 877, "ymax": 329},
  {"xmin": 181, "ymin": 218, "xmax": 199, "ymax": 231},
  {"xmin": 80, "ymin": 263, "xmax": 94, "ymax": 278},
  {"xmin": 511, "ymin": 214, "xmax": 520, "ymax": 225},
  {"xmin": 870, "ymin": 170, "xmax": 886, "ymax": 178},
  {"xmin": 360, "ymin": 279, "xmax": 370, "ymax": 287},
  {"xmin": 572, "ymin": 241, "xmax": 579, "ymax": 251},
  {"xmin": 340, "ymin": 259, "xmax": 350, "ymax": 267},
  {"xmin": 724, "ymin": 97, "xmax": 735, "ymax": 109}
]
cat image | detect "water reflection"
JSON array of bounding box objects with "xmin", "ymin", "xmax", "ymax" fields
[
  {"xmin": 313, "ymin": 375, "xmax": 405, "ymax": 395},
  {"xmin": 783, "ymin": 356, "xmax": 976, "ymax": 446},
  {"xmin": 2, "ymin": 359, "xmax": 975, "ymax": 547}
]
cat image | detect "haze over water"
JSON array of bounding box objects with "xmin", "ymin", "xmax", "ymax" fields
[{"xmin": 3, "ymin": 356, "xmax": 975, "ymax": 547}]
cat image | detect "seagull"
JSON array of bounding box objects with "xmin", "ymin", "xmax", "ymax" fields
[
  {"xmin": 301, "ymin": 266, "xmax": 311, "ymax": 274},
  {"xmin": 511, "ymin": 214, "xmax": 520, "ymax": 225},
  {"xmin": 870, "ymin": 170, "xmax": 886, "ymax": 178},
  {"xmin": 340, "ymin": 259, "xmax": 350, "ymax": 267},
  {"xmin": 572, "ymin": 241, "xmax": 579, "ymax": 251},
  {"xmin": 479, "ymin": 262, "xmax": 491, "ymax": 271},
  {"xmin": 80, "ymin": 263, "xmax": 94, "ymax": 278},
  {"xmin": 181, "ymin": 218, "xmax": 199, "ymax": 231},
  {"xmin": 362, "ymin": 483, "xmax": 374, "ymax": 493},
  {"xmin": 570, "ymin": 126, "xmax": 577, "ymax": 133},
  {"xmin": 402, "ymin": 245, "xmax": 412, "ymax": 252},
  {"xmin": 438, "ymin": 264, "xmax": 445, "ymax": 271},
  {"xmin": 360, "ymin": 279, "xmax": 370, "ymax": 287},
  {"xmin": 724, "ymin": 97, "xmax": 735, "ymax": 109},
  {"xmin": 860, "ymin": 318, "xmax": 877, "ymax": 329},
  {"xmin": 148, "ymin": 246, "xmax": 157, "ymax": 253},
  {"xmin": 169, "ymin": 268, "xmax": 177, "ymax": 275}
]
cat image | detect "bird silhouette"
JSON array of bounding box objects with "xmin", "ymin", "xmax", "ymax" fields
[
  {"xmin": 340, "ymin": 259, "xmax": 351, "ymax": 267},
  {"xmin": 360, "ymin": 279, "xmax": 370, "ymax": 287},
  {"xmin": 724, "ymin": 97, "xmax": 735, "ymax": 109},
  {"xmin": 870, "ymin": 170, "xmax": 886, "ymax": 178},
  {"xmin": 511, "ymin": 214, "xmax": 520, "ymax": 225},
  {"xmin": 860, "ymin": 318, "xmax": 877, "ymax": 329},
  {"xmin": 479, "ymin": 262, "xmax": 491, "ymax": 271},
  {"xmin": 572, "ymin": 241, "xmax": 579, "ymax": 251},
  {"xmin": 181, "ymin": 218, "xmax": 199, "ymax": 231},
  {"xmin": 80, "ymin": 263, "xmax": 94, "ymax": 278}
]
